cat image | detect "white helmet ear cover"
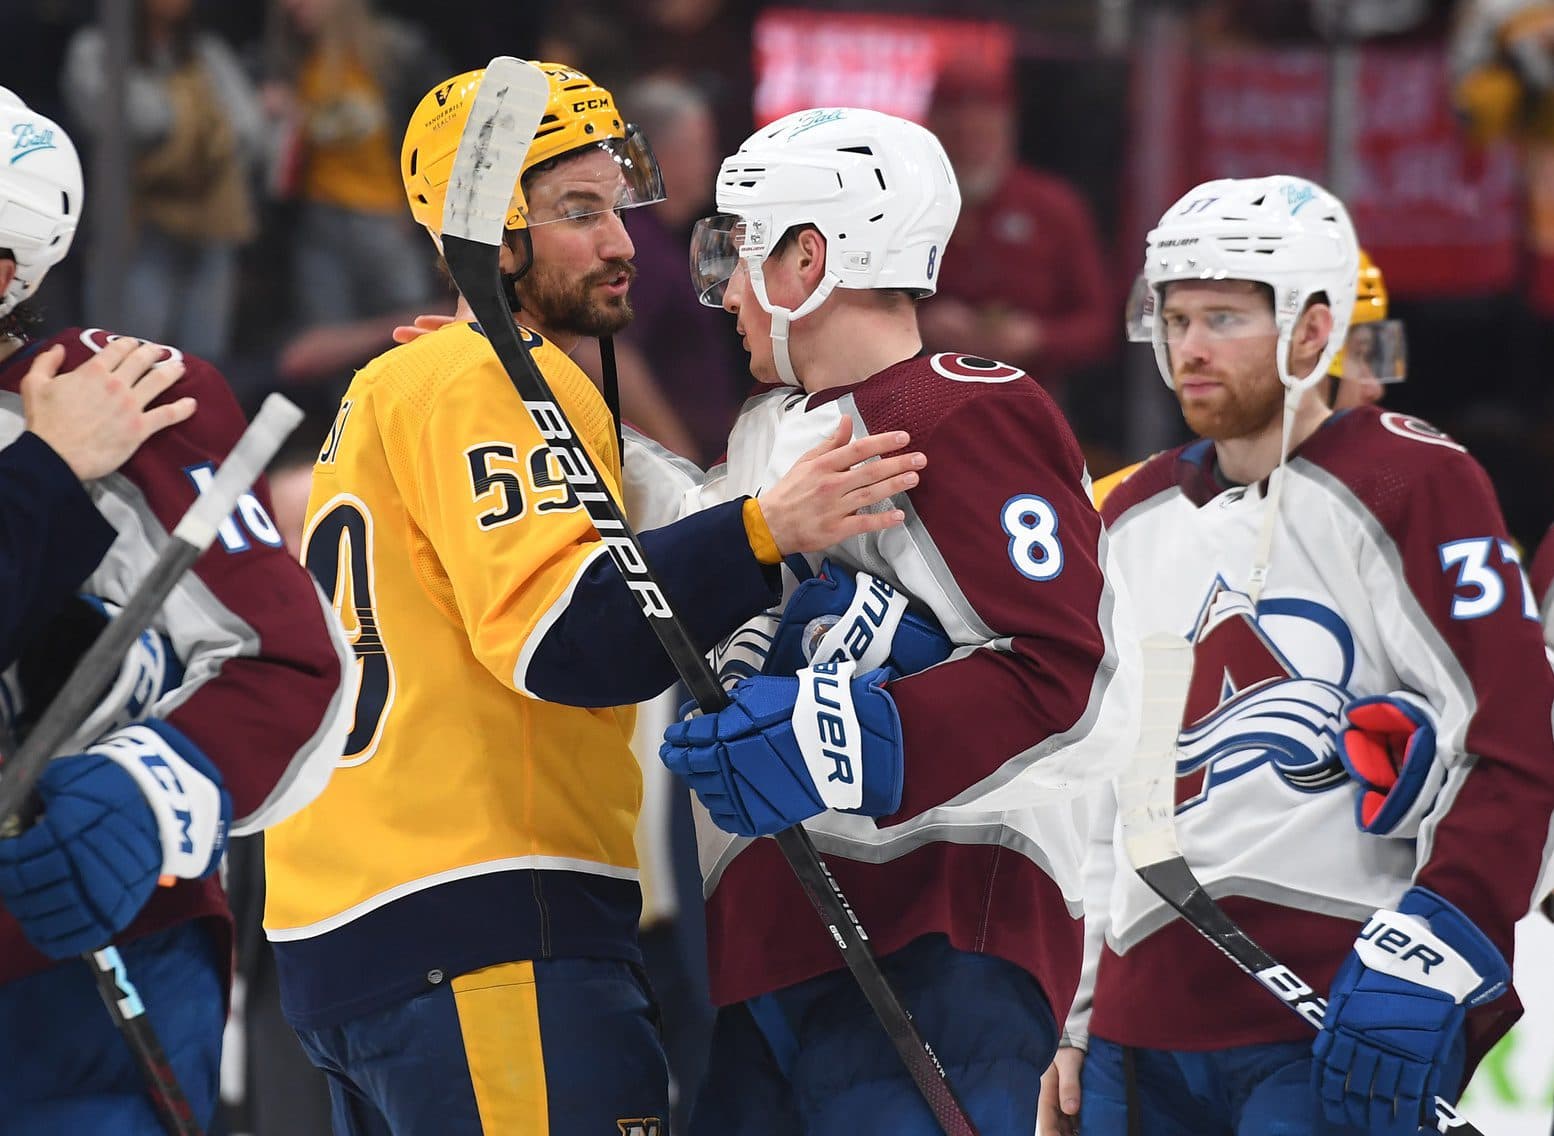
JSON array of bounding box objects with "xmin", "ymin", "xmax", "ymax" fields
[
  {"xmin": 1143, "ymin": 175, "xmax": 1359, "ymax": 394},
  {"xmin": 0, "ymin": 88, "xmax": 84, "ymax": 318},
  {"xmin": 745, "ymin": 248, "xmax": 840, "ymax": 388}
]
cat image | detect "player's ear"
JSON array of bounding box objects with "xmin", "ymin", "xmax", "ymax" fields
[
  {"xmin": 793, "ymin": 227, "xmax": 827, "ymax": 288},
  {"xmin": 0, "ymin": 255, "xmax": 14, "ymax": 297},
  {"xmin": 1290, "ymin": 300, "xmax": 1334, "ymax": 374}
]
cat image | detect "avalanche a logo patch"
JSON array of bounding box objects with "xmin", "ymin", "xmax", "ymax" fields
[{"xmin": 1174, "ymin": 580, "xmax": 1353, "ymax": 813}]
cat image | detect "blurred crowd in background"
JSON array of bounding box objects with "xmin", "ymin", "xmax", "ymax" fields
[
  {"xmin": 10, "ymin": 0, "xmax": 1554, "ymax": 1131},
  {"xmin": 12, "ymin": 0, "xmax": 1554, "ymax": 546}
]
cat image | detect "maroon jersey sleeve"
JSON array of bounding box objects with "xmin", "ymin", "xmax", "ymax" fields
[
  {"xmin": 9, "ymin": 330, "xmax": 351, "ymax": 828},
  {"xmin": 1325, "ymin": 413, "xmax": 1554, "ymax": 959},
  {"xmin": 849, "ymin": 356, "xmax": 1124, "ymax": 820},
  {"xmin": 1531, "ymin": 523, "xmax": 1554, "ymax": 624}
]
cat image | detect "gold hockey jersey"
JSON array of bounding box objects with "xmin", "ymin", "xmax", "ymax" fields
[{"xmin": 264, "ymin": 322, "xmax": 646, "ymax": 1025}]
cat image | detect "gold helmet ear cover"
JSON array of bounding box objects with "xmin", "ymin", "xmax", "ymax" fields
[
  {"xmin": 1329, "ymin": 248, "xmax": 1406, "ymax": 385},
  {"xmin": 401, "ymin": 62, "xmax": 645, "ymax": 238}
]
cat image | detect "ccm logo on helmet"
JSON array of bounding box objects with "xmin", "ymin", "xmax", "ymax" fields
[{"xmin": 571, "ymin": 96, "xmax": 613, "ymax": 112}]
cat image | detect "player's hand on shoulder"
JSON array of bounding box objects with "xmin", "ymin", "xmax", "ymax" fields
[
  {"xmin": 659, "ymin": 661, "xmax": 904, "ymax": 837},
  {"xmin": 755, "ymin": 416, "xmax": 925, "ymax": 555},
  {"xmin": 1336, "ymin": 691, "xmax": 1442, "ymax": 838},
  {"xmin": 22, "ymin": 337, "xmax": 195, "ymax": 480},
  {"xmin": 1312, "ymin": 886, "xmax": 1509, "ymax": 1135},
  {"xmin": 391, "ymin": 299, "xmax": 468, "ymax": 344},
  {"xmin": 0, "ymin": 720, "xmax": 229, "ymax": 958},
  {"xmin": 1038, "ymin": 1045, "xmax": 1084, "ymax": 1136},
  {"xmin": 4, "ymin": 595, "xmax": 183, "ymax": 752},
  {"xmin": 765, "ymin": 559, "xmax": 951, "ymax": 677}
]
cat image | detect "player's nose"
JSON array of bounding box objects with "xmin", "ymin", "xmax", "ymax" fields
[{"xmin": 598, "ymin": 210, "xmax": 635, "ymax": 260}]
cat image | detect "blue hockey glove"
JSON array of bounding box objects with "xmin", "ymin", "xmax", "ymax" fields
[
  {"xmin": 1313, "ymin": 887, "xmax": 1509, "ymax": 1135},
  {"xmin": 660, "ymin": 660, "xmax": 904, "ymax": 837},
  {"xmin": 765, "ymin": 559, "xmax": 953, "ymax": 678},
  {"xmin": 11, "ymin": 594, "xmax": 183, "ymax": 751},
  {"xmin": 1337, "ymin": 692, "xmax": 1443, "ymax": 837},
  {"xmin": 0, "ymin": 720, "xmax": 230, "ymax": 958}
]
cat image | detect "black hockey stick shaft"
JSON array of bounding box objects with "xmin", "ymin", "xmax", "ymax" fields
[
  {"xmin": 1124, "ymin": 635, "xmax": 1485, "ymax": 1136},
  {"xmin": 0, "ymin": 393, "xmax": 303, "ymax": 1136},
  {"xmin": 440, "ymin": 57, "xmax": 978, "ymax": 1136}
]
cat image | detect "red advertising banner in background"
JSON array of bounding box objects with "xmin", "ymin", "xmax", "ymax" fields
[
  {"xmin": 1179, "ymin": 47, "xmax": 1520, "ymax": 299},
  {"xmin": 752, "ymin": 9, "xmax": 1013, "ymax": 128}
]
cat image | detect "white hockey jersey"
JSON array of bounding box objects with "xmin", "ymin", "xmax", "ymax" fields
[
  {"xmin": 1070, "ymin": 407, "xmax": 1554, "ymax": 1065},
  {"xmin": 647, "ymin": 352, "xmax": 1140, "ymax": 1013}
]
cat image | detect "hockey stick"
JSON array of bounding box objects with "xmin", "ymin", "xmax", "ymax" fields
[
  {"xmin": 0, "ymin": 392, "xmax": 305, "ymax": 1136},
  {"xmin": 439, "ymin": 56, "xmax": 979, "ymax": 1136},
  {"xmin": 1120, "ymin": 633, "xmax": 1485, "ymax": 1136}
]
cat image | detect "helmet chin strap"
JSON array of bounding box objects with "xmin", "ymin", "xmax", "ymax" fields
[
  {"xmin": 748, "ymin": 258, "xmax": 840, "ymax": 388},
  {"xmin": 1247, "ymin": 327, "xmax": 1336, "ymax": 607}
]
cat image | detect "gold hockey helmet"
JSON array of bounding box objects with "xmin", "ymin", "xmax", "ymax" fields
[
  {"xmin": 1329, "ymin": 247, "xmax": 1406, "ymax": 384},
  {"xmin": 401, "ymin": 62, "xmax": 663, "ymax": 238}
]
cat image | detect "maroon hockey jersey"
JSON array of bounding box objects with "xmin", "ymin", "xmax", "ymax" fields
[{"xmin": 0, "ymin": 328, "xmax": 351, "ymax": 985}]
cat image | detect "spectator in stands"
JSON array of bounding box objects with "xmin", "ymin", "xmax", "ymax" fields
[
  {"xmin": 260, "ymin": 0, "xmax": 447, "ymax": 352},
  {"xmin": 62, "ymin": 0, "xmax": 264, "ymax": 363},
  {"xmin": 616, "ymin": 74, "xmax": 747, "ymax": 465},
  {"xmin": 922, "ymin": 66, "xmax": 1115, "ymax": 396}
]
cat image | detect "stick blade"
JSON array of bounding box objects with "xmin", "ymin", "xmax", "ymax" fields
[
  {"xmin": 1118, "ymin": 631, "xmax": 1194, "ymax": 870},
  {"xmin": 442, "ymin": 57, "xmax": 550, "ymax": 246}
]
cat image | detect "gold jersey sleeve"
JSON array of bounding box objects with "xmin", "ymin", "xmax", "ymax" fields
[
  {"xmin": 1090, "ymin": 460, "xmax": 1145, "ymax": 510},
  {"xmin": 265, "ymin": 322, "xmax": 642, "ymax": 936}
]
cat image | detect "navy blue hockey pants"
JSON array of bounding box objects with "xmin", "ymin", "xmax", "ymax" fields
[
  {"xmin": 1081, "ymin": 1034, "xmax": 1465, "ymax": 1134},
  {"xmin": 689, "ymin": 933, "xmax": 1058, "ymax": 1135},
  {"xmin": 0, "ymin": 921, "xmax": 225, "ymax": 1135},
  {"xmin": 293, "ymin": 956, "xmax": 669, "ymax": 1135}
]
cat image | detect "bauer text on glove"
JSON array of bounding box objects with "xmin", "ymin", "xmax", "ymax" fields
[
  {"xmin": 1312, "ymin": 886, "xmax": 1509, "ymax": 1136},
  {"xmin": 659, "ymin": 660, "xmax": 904, "ymax": 837},
  {"xmin": 765, "ymin": 558, "xmax": 952, "ymax": 678}
]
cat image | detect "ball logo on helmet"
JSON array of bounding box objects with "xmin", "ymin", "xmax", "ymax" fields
[
  {"xmin": 9, "ymin": 122, "xmax": 56, "ymax": 163},
  {"xmin": 1283, "ymin": 182, "xmax": 1316, "ymax": 214},
  {"xmin": 787, "ymin": 108, "xmax": 845, "ymax": 138}
]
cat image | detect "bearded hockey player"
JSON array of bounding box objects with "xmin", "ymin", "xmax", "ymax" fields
[{"xmin": 1044, "ymin": 175, "xmax": 1554, "ymax": 1136}]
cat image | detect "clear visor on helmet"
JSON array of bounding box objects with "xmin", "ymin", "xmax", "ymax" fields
[
  {"xmin": 1124, "ymin": 272, "xmax": 1280, "ymax": 343},
  {"xmin": 1126, "ymin": 274, "xmax": 1402, "ymax": 379},
  {"xmin": 689, "ymin": 213, "xmax": 758, "ymax": 307},
  {"xmin": 521, "ymin": 124, "xmax": 666, "ymax": 228},
  {"xmin": 1124, "ymin": 273, "xmax": 1154, "ymax": 343},
  {"xmin": 1331, "ymin": 319, "xmax": 1406, "ymax": 384}
]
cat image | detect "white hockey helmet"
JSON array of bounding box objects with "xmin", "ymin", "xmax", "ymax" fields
[
  {"xmin": 0, "ymin": 88, "xmax": 83, "ymax": 319},
  {"xmin": 1141, "ymin": 175, "xmax": 1359, "ymax": 394},
  {"xmin": 689, "ymin": 107, "xmax": 961, "ymax": 385}
]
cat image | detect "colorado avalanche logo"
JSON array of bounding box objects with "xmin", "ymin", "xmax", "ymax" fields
[{"xmin": 1175, "ymin": 581, "xmax": 1352, "ymax": 813}]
